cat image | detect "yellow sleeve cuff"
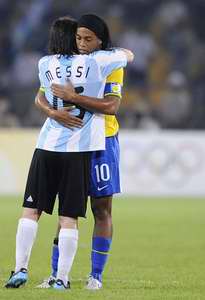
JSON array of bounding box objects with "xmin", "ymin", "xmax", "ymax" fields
[{"xmin": 39, "ymin": 87, "xmax": 45, "ymax": 93}]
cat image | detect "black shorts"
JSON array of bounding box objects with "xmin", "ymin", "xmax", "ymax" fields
[{"xmin": 23, "ymin": 149, "xmax": 90, "ymax": 218}]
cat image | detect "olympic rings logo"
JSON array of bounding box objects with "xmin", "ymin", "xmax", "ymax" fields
[{"xmin": 120, "ymin": 140, "xmax": 204, "ymax": 188}]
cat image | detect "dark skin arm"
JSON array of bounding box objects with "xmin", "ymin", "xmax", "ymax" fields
[
  {"xmin": 35, "ymin": 90, "xmax": 83, "ymax": 128},
  {"xmin": 51, "ymin": 81, "xmax": 120, "ymax": 115}
]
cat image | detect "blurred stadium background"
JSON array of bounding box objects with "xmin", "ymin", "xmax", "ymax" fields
[{"xmin": 1, "ymin": 0, "xmax": 205, "ymax": 196}]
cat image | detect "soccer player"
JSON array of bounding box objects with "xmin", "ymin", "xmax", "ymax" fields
[
  {"xmin": 5, "ymin": 16, "xmax": 133, "ymax": 290},
  {"xmin": 36, "ymin": 14, "xmax": 130, "ymax": 290}
]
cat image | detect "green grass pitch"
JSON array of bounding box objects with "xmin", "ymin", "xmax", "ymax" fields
[{"xmin": 0, "ymin": 196, "xmax": 205, "ymax": 300}]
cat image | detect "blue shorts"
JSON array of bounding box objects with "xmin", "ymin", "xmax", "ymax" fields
[{"xmin": 89, "ymin": 135, "xmax": 121, "ymax": 197}]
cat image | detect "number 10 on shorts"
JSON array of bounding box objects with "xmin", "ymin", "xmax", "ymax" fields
[{"xmin": 94, "ymin": 164, "xmax": 110, "ymax": 183}]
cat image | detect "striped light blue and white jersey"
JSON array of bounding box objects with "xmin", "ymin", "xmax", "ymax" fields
[{"xmin": 37, "ymin": 49, "xmax": 127, "ymax": 152}]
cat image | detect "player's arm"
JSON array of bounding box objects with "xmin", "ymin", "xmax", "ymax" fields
[
  {"xmin": 35, "ymin": 89, "xmax": 83, "ymax": 128},
  {"xmin": 51, "ymin": 83, "xmax": 119, "ymax": 115},
  {"xmin": 51, "ymin": 68, "xmax": 124, "ymax": 115}
]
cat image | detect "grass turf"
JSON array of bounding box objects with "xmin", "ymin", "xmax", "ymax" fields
[{"xmin": 0, "ymin": 196, "xmax": 204, "ymax": 299}]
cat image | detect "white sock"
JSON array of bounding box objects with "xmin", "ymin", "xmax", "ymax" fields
[
  {"xmin": 57, "ymin": 228, "xmax": 78, "ymax": 286},
  {"xmin": 15, "ymin": 218, "xmax": 38, "ymax": 272}
]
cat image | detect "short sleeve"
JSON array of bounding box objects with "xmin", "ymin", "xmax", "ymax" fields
[{"xmin": 93, "ymin": 50, "xmax": 127, "ymax": 79}]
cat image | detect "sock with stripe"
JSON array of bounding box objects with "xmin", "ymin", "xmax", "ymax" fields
[
  {"xmin": 91, "ymin": 237, "xmax": 112, "ymax": 282},
  {"xmin": 51, "ymin": 238, "xmax": 59, "ymax": 277}
]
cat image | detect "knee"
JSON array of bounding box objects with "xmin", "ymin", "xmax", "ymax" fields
[
  {"xmin": 91, "ymin": 201, "xmax": 112, "ymax": 222},
  {"xmin": 59, "ymin": 216, "xmax": 78, "ymax": 229},
  {"xmin": 22, "ymin": 207, "xmax": 40, "ymax": 221}
]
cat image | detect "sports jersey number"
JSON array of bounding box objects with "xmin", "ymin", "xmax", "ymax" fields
[
  {"xmin": 53, "ymin": 86, "xmax": 85, "ymax": 119},
  {"xmin": 95, "ymin": 164, "xmax": 110, "ymax": 183},
  {"xmin": 75, "ymin": 105, "xmax": 85, "ymax": 119},
  {"xmin": 63, "ymin": 100, "xmax": 85, "ymax": 120}
]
